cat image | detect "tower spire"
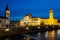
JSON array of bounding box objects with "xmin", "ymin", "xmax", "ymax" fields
[
  {"xmin": 49, "ymin": 8, "xmax": 53, "ymax": 19},
  {"xmin": 5, "ymin": 4, "xmax": 10, "ymax": 20},
  {"xmin": 5, "ymin": 4, "xmax": 9, "ymax": 10}
]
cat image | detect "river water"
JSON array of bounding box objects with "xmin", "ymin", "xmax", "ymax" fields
[{"xmin": 0, "ymin": 29, "xmax": 60, "ymax": 40}]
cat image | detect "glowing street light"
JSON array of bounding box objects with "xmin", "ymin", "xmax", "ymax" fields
[
  {"xmin": 37, "ymin": 27, "xmax": 40, "ymax": 29},
  {"xmin": 5, "ymin": 28, "xmax": 10, "ymax": 32},
  {"xmin": 26, "ymin": 27, "xmax": 29, "ymax": 30}
]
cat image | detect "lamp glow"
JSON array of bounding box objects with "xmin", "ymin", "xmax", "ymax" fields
[
  {"xmin": 37, "ymin": 27, "xmax": 40, "ymax": 29},
  {"xmin": 5, "ymin": 28, "xmax": 10, "ymax": 32},
  {"xmin": 26, "ymin": 27, "xmax": 29, "ymax": 30}
]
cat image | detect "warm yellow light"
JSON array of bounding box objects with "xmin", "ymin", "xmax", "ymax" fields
[
  {"xmin": 5, "ymin": 28, "xmax": 10, "ymax": 32},
  {"xmin": 37, "ymin": 27, "xmax": 40, "ymax": 29},
  {"xmin": 26, "ymin": 27, "xmax": 29, "ymax": 30},
  {"xmin": 19, "ymin": 8, "xmax": 59, "ymax": 27}
]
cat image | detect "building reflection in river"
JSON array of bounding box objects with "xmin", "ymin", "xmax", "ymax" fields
[
  {"xmin": 36, "ymin": 30, "xmax": 58, "ymax": 40},
  {"xmin": 0, "ymin": 30, "xmax": 60, "ymax": 40},
  {"xmin": 46, "ymin": 30, "xmax": 57, "ymax": 40},
  {"xmin": 23, "ymin": 30, "xmax": 59, "ymax": 40}
]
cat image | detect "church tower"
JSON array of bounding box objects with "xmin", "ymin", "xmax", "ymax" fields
[
  {"xmin": 49, "ymin": 8, "xmax": 53, "ymax": 19},
  {"xmin": 5, "ymin": 4, "xmax": 10, "ymax": 20},
  {"xmin": 49, "ymin": 8, "xmax": 54, "ymax": 25}
]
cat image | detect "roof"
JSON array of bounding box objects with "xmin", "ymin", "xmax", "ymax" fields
[
  {"xmin": 5, "ymin": 4, "xmax": 9, "ymax": 10},
  {"xmin": 0, "ymin": 4, "xmax": 9, "ymax": 19},
  {"xmin": 26, "ymin": 14, "xmax": 32, "ymax": 16},
  {"xmin": 0, "ymin": 16, "xmax": 7, "ymax": 19}
]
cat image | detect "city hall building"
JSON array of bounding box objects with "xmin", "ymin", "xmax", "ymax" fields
[{"xmin": 20, "ymin": 8, "xmax": 60, "ymax": 27}]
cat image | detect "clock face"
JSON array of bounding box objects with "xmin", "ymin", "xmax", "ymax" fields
[
  {"xmin": 6, "ymin": 13, "xmax": 10, "ymax": 18},
  {"xmin": 6, "ymin": 10, "xmax": 10, "ymax": 18},
  {"xmin": 7, "ymin": 13, "xmax": 9, "ymax": 15}
]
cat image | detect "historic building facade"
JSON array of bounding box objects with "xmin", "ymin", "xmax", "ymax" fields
[
  {"xmin": 20, "ymin": 8, "xmax": 60, "ymax": 27},
  {"xmin": 0, "ymin": 5, "xmax": 10, "ymax": 27}
]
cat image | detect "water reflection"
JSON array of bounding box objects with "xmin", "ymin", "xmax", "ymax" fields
[
  {"xmin": 37, "ymin": 32, "xmax": 46, "ymax": 40},
  {"xmin": 46, "ymin": 30, "xmax": 56, "ymax": 40},
  {"xmin": 36, "ymin": 30, "xmax": 58, "ymax": 40},
  {"xmin": 5, "ymin": 38, "xmax": 10, "ymax": 40},
  {"xmin": 0, "ymin": 35, "xmax": 24, "ymax": 40},
  {"xmin": 0, "ymin": 30, "xmax": 60, "ymax": 40},
  {"xmin": 24, "ymin": 37, "xmax": 35, "ymax": 40},
  {"xmin": 57, "ymin": 29, "xmax": 60, "ymax": 40}
]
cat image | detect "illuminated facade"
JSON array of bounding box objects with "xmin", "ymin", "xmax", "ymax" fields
[
  {"xmin": 42, "ymin": 8, "xmax": 58, "ymax": 25},
  {"xmin": 20, "ymin": 8, "xmax": 60, "ymax": 27},
  {"xmin": 0, "ymin": 4, "xmax": 10, "ymax": 27}
]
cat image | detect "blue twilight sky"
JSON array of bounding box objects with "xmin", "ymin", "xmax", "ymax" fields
[{"xmin": 0, "ymin": 0, "xmax": 60, "ymax": 21}]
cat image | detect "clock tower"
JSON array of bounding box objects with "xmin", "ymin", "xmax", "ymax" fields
[
  {"xmin": 5, "ymin": 4, "xmax": 10, "ymax": 25},
  {"xmin": 49, "ymin": 8, "xmax": 53, "ymax": 19},
  {"xmin": 5, "ymin": 4, "xmax": 10, "ymax": 20}
]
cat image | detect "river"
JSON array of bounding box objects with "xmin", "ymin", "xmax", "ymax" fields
[{"xmin": 0, "ymin": 29, "xmax": 60, "ymax": 40}]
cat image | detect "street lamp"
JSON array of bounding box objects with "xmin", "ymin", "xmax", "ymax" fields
[
  {"xmin": 5, "ymin": 28, "xmax": 10, "ymax": 32},
  {"xmin": 26, "ymin": 27, "xmax": 29, "ymax": 30},
  {"xmin": 37, "ymin": 27, "xmax": 40, "ymax": 29}
]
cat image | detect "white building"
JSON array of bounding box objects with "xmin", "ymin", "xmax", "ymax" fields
[{"xmin": 0, "ymin": 4, "xmax": 10, "ymax": 27}]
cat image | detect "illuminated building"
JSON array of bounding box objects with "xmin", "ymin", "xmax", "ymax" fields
[
  {"xmin": 20, "ymin": 8, "xmax": 60, "ymax": 27},
  {"xmin": 42, "ymin": 8, "xmax": 58, "ymax": 25},
  {"xmin": 0, "ymin": 4, "xmax": 10, "ymax": 27}
]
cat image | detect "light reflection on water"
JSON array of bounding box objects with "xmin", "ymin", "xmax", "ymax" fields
[{"xmin": 0, "ymin": 30, "xmax": 60, "ymax": 40}]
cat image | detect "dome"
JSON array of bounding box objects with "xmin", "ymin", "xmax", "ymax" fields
[{"xmin": 26, "ymin": 14, "xmax": 32, "ymax": 16}]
